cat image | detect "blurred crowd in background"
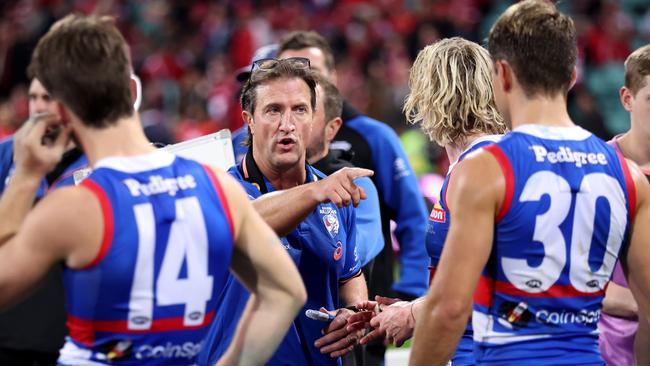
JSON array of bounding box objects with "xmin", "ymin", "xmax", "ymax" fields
[{"xmin": 1, "ymin": 0, "xmax": 649, "ymax": 178}]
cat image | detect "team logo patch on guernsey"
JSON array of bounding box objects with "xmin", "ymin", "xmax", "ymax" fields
[
  {"xmin": 320, "ymin": 206, "xmax": 340, "ymax": 237},
  {"xmin": 333, "ymin": 241, "xmax": 343, "ymax": 261},
  {"xmin": 429, "ymin": 202, "xmax": 446, "ymax": 223}
]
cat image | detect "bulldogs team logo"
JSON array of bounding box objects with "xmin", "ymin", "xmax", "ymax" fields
[{"xmin": 320, "ymin": 206, "xmax": 340, "ymax": 237}]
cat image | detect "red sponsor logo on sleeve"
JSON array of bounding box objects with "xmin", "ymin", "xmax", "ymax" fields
[{"xmin": 429, "ymin": 206, "xmax": 446, "ymax": 223}]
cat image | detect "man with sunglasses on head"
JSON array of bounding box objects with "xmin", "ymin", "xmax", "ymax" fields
[
  {"xmin": 234, "ymin": 46, "xmax": 383, "ymax": 281},
  {"xmin": 199, "ymin": 57, "xmax": 372, "ymax": 366},
  {"xmin": 277, "ymin": 31, "xmax": 429, "ymax": 365}
]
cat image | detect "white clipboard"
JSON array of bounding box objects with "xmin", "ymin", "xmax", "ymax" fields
[{"xmin": 163, "ymin": 129, "xmax": 236, "ymax": 171}]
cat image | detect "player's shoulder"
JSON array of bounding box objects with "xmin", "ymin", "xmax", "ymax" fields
[
  {"xmin": 456, "ymin": 148, "xmax": 504, "ymax": 181},
  {"xmin": 46, "ymin": 184, "xmax": 102, "ymax": 212},
  {"xmin": 449, "ymin": 148, "xmax": 505, "ymax": 200},
  {"xmin": 26, "ymin": 185, "xmax": 101, "ymax": 241}
]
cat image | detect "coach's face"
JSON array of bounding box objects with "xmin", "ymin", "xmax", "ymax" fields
[{"xmin": 246, "ymin": 77, "xmax": 313, "ymax": 171}]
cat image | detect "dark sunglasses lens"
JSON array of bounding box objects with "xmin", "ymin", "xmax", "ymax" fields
[
  {"xmin": 250, "ymin": 58, "xmax": 310, "ymax": 76},
  {"xmin": 252, "ymin": 59, "xmax": 277, "ymax": 72},
  {"xmin": 289, "ymin": 58, "xmax": 310, "ymax": 69}
]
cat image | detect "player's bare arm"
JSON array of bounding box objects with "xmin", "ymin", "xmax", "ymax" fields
[
  {"xmin": 212, "ymin": 168, "xmax": 307, "ymax": 366},
  {"xmin": 0, "ymin": 184, "xmax": 106, "ymax": 309},
  {"xmin": 409, "ymin": 150, "xmax": 504, "ymax": 366},
  {"xmin": 252, "ymin": 167, "xmax": 372, "ymax": 236},
  {"xmin": 623, "ymin": 161, "xmax": 650, "ymax": 365}
]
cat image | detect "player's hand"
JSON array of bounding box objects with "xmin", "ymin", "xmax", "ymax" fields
[
  {"xmin": 13, "ymin": 112, "xmax": 70, "ymax": 179},
  {"xmin": 349, "ymin": 296, "xmax": 414, "ymax": 347},
  {"xmin": 345, "ymin": 298, "xmax": 384, "ymax": 334},
  {"xmin": 312, "ymin": 167, "xmax": 373, "ymax": 208},
  {"xmin": 314, "ymin": 307, "xmax": 364, "ymax": 358}
]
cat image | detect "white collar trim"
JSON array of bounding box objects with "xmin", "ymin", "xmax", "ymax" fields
[
  {"xmin": 513, "ymin": 124, "xmax": 591, "ymax": 141},
  {"xmin": 94, "ymin": 150, "xmax": 176, "ymax": 173}
]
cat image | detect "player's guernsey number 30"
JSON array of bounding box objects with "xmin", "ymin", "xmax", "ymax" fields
[{"xmin": 503, "ymin": 172, "xmax": 626, "ymax": 294}]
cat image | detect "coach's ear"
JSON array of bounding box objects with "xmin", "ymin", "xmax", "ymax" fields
[{"xmin": 242, "ymin": 110, "xmax": 255, "ymax": 136}]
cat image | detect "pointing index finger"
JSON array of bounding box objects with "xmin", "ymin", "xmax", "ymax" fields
[{"xmin": 347, "ymin": 168, "xmax": 374, "ymax": 180}]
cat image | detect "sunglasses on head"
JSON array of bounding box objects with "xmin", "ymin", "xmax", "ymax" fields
[{"xmin": 250, "ymin": 57, "xmax": 311, "ymax": 74}]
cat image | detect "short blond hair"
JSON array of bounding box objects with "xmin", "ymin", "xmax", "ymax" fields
[
  {"xmin": 625, "ymin": 44, "xmax": 650, "ymax": 96},
  {"xmin": 404, "ymin": 37, "xmax": 506, "ymax": 146}
]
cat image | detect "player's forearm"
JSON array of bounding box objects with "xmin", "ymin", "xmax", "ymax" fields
[
  {"xmin": 409, "ymin": 297, "xmax": 468, "ymax": 366},
  {"xmin": 602, "ymin": 282, "xmax": 638, "ymax": 318},
  {"xmin": 0, "ymin": 168, "xmax": 42, "ymax": 244},
  {"xmin": 340, "ymin": 273, "xmax": 367, "ymax": 307},
  {"xmin": 253, "ymin": 184, "xmax": 319, "ymax": 237}
]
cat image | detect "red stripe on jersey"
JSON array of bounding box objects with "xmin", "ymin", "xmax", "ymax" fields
[
  {"xmin": 67, "ymin": 310, "xmax": 216, "ymax": 344},
  {"xmin": 484, "ymin": 145, "xmax": 514, "ymax": 222},
  {"xmin": 67, "ymin": 313, "xmax": 94, "ymax": 346},
  {"xmin": 428, "ymin": 266, "xmax": 437, "ymax": 286},
  {"xmin": 473, "ymin": 275, "xmax": 495, "ymax": 308},
  {"xmin": 616, "ymin": 151, "xmax": 637, "ymax": 223},
  {"xmin": 202, "ymin": 165, "xmax": 235, "ymax": 240},
  {"xmin": 495, "ymin": 280, "xmax": 604, "ymax": 298},
  {"xmin": 79, "ymin": 179, "xmax": 114, "ymax": 269}
]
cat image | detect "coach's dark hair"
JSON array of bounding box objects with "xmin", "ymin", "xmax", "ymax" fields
[
  {"xmin": 28, "ymin": 14, "xmax": 133, "ymax": 128},
  {"xmin": 278, "ymin": 31, "xmax": 335, "ymax": 72},
  {"xmin": 240, "ymin": 61, "xmax": 317, "ymax": 146},
  {"xmin": 488, "ymin": 0, "xmax": 577, "ymax": 97}
]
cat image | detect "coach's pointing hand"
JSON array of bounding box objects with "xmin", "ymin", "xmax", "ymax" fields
[{"xmin": 312, "ymin": 167, "xmax": 373, "ymax": 208}]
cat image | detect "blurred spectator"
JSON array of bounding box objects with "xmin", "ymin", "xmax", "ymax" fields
[{"xmin": 569, "ymin": 85, "xmax": 613, "ymax": 141}]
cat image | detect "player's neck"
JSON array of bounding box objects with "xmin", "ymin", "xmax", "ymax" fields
[
  {"xmin": 446, "ymin": 133, "xmax": 488, "ymax": 164},
  {"xmin": 509, "ymin": 92, "xmax": 573, "ymax": 130},
  {"xmin": 75, "ymin": 115, "xmax": 156, "ymax": 166},
  {"xmin": 617, "ymin": 128, "xmax": 650, "ymax": 169}
]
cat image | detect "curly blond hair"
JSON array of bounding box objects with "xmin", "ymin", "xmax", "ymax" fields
[{"xmin": 404, "ymin": 37, "xmax": 506, "ymax": 146}]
